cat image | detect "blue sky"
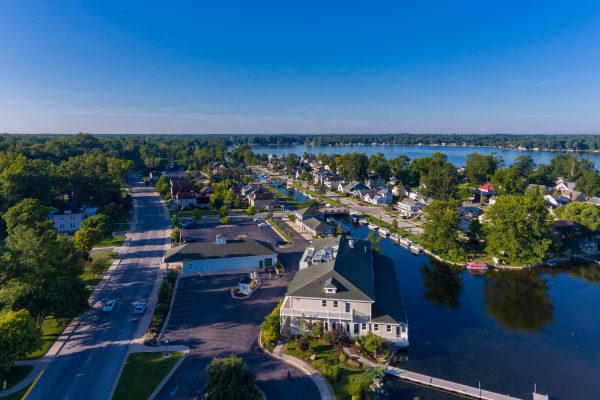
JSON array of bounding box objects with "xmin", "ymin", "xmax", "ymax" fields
[{"xmin": 1, "ymin": 1, "xmax": 600, "ymax": 134}]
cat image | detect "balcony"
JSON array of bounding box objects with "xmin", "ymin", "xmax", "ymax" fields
[{"xmin": 279, "ymin": 307, "xmax": 353, "ymax": 320}]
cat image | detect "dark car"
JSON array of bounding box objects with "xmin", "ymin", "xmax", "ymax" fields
[
  {"xmin": 181, "ymin": 221, "xmax": 197, "ymax": 229},
  {"xmin": 184, "ymin": 237, "xmax": 200, "ymax": 243},
  {"xmin": 276, "ymin": 240, "xmax": 288, "ymax": 246}
]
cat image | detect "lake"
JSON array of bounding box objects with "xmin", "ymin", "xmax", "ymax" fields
[
  {"xmin": 328, "ymin": 218, "xmax": 600, "ymax": 400},
  {"xmin": 252, "ymin": 144, "xmax": 600, "ymax": 168}
]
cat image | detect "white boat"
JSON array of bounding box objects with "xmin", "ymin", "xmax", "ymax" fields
[
  {"xmin": 368, "ymin": 223, "xmax": 380, "ymax": 231},
  {"xmin": 378, "ymin": 228, "xmax": 390, "ymax": 237},
  {"xmin": 409, "ymin": 244, "xmax": 422, "ymax": 255},
  {"xmin": 358, "ymin": 219, "xmax": 368, "ymax": 225},
  {"xmin": 390, "ymin": 233, "xmax": 400, "ymax": 241}
]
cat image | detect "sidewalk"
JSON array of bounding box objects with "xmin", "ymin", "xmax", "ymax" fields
[{"xmin": 259, "ymin": 335, "xmax": 335, "ymax": 400}]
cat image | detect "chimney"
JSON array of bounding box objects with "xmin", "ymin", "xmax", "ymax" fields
[{"xmin": 216, "ymin": 234, "xmax": 226, "ymax": 245}]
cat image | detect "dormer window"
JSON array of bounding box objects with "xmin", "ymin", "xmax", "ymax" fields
[
  {"xmin": 323, "ymin": 277, "xmax": 337, "ymax": 294},
  {"xmin": 325, "ymin": 287, "xmax": 336, "ymax": 294}
]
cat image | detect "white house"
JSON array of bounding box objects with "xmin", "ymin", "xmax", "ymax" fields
[
  {"xmin": 174, "ymin": 191, "xmax": 198, "ymax": 209},
  {"xmin": 397, "ymin": 198, "xmax": 421, "ymax": 218},
  {"xmin": 49, "ymin": 205, "xmax": 98, "ymax": 233},
  {"xmin": 164, "ymin": 235, "xmax": 277, "ymax": 275},
  {"xmin": 280, "ymin": 235, "xmax": 409, "ymax": 347}
]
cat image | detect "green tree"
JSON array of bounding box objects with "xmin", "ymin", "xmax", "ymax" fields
[
  {"xmin": 484, "ymin": 193, "xmax": 552, "ymax": 264},
  {"xmin": 575, "ymin": 170, "xmax": 600, "ymax": 197},
  {"xmin": 0, "ymin": 225, "xmax": 89, "ymax": 328},
  {"xmin": 421, "ymin": 200, "xmax": 463, "ymax": 259},
  {"xmin": 80, "ymin": 214, "xmax": 113, "ymax": 238},
  {"xmin": 154, "ymin": 176, "xmax": 170, "ymax": 197},
  {"xmin": 2, "ymin": 198, "xmax": 52, "ymax": 234},
  {"xmin": 413, "ymin": 153, "xmax": 459, "ymax": 200},
  {"xmin": 348, "ymin": 374, "xmax": 371, "ymax": 400},
  {"xmin": 464, "ymin": 153, "xmax": 502, "ymax": 185},
  {"xmin": 512, "ymin": 155, "xmax": 536, "ymax": 178},
  {"xmin": 191, "ymin": 208, "xmax": 202, "ymax": 220},
  {"xmin": 361, "ymin": 332, "xmax": 384, "ymax": 358},
  {"xmin": 0, "ymin": 310, "xmax": 42, "ymax": 370},
  {"xmin": 0, "ymin": 153, "xmax": 54, "ymax": 210},
  {"xmin": 466, "ymin": 219, "xmax": 484, "ymax": 243},
  {"xmin": 246, "ymin": 205, "xmax": 256, "ymax": 216},
  {"xmin": 491, "ymin": 167, "xmax": 527, "ymax": 195},
  {"xmin": 219, "ymin": 216, "xmax": 231, "ymax": 225},
  {"xmin": 555, "ymin": 201, "xmax": 600, "ymax": 238},
  {"xmin": 73, "ymin": 226, "xmax": 103, "ymax": 252},
  {"xmin": 550, "ymin": 153, "xmax": 594, "ymax": 180},
  {"xmin": 210, "ymin": 192, "xmax": 225, "ymax": 209},
  {"xmin": 391, "ymin": 219, "xmax": 398, "ymax": 231},
  {"xmin": 335, "ymin": 224, "xmax": 345, "ymax": 237},
  {"xmin": 219, "ymin": 205, "xmax": 229, "ymax": 218},
  {"xmin": 284, "ymin": 153, "xmax": 298, "ymax": 175},
  {"xmin": 205, "ymin": 355, "xmax": 258, "ymax": 400}
]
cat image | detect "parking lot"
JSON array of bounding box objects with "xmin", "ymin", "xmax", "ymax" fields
[{"xmin": 156, "ymin": 219, "xmax": 316, "ymax": 399}]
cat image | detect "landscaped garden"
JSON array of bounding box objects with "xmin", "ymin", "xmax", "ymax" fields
[
  {"xmin": 145, "ymin": 270, "xmax": 178, "ymax": 344},
  {"xmin": 283, "ymin": 321, "xmax": 392, "ymax": 400}
]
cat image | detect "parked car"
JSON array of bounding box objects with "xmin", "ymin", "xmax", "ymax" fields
[
  {"xmin": 102, "ymin": 299, "xmax": 116, "ymax": 312},
  {"xmin": 253, "ymin": 217, "xmax": 264, "ymax": 222},
  {"xmin": 184, "ymin": 237, "xmax": 200, "ymax": 243},
  {"xmin": 257, "ymin": 222, "xmax": 267, "ymax": 227},
  {"xmin": 134, "ymin": 302, "xmax": 147, "ymax": 314},
  {"xmin": 181, "ymin": 221, "xmax": 197, "ymax": 229},
  {"xmin": 276, "ymin": 240, "xmax": 288, "ymax": 247}
]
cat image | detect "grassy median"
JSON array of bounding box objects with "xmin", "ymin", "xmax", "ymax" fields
[
  {"xmin": 25, "ymin": 317, "xmax": 71, "ymax": 359},
  {"xmin": 113, "ymin": 352, "xmax": 183, "ymax": 400}
]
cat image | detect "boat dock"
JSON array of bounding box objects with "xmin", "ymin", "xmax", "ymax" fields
[{"xmin": 386, "ymin": 366, "xmax": 521, "ymax": 400}]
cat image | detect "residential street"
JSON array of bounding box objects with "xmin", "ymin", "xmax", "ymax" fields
[{"xmin": 26, "ymin": 181, "xmax": 171, "ymax": 400}]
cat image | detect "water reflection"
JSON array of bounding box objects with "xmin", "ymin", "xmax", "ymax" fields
[
  {"xmin": 483, "ymin": 271, "xmax": 554, "ymax": 332},
  {"xmin": 420, "ymin": 262, "xmax": 463, "ymax": 310},
  {"xmin": 567, "ymin": 264, "xmax": 600, "ymax": 283}
]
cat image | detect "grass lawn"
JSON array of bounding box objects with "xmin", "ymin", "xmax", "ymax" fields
[
  {"xmin": 94, "ymin": 235, "xmax": 125, "ymax": 248},
  {"xmin": 331, "ymin": 366, "xmax": 370, "ymax": 400},
  {"xmin": 25, "ymin": 317, "xmax": 71, "ymax": 359},
  {"xmin": 81, "ymin": 251, "xmax": 118, "ymax": 286},
  {"xmin": 0, "ymin": 365, "xmax": 33, "ymax": 391},
  {"xmin": 113, "ymin": 352, "xmax": 183, "ymax": 400}
]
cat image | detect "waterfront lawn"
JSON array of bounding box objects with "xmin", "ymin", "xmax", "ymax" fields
[
  {"xmin": 25, "ymin": 317, "xmax": 71, "ymax": 359},
  {"xmin": 81, "ymin": 251, "xmax": 118, "ymax": 287},
  {"xmin": 0, "ymin": 365, "xmax": 33, "ymax": 391},
  {"xmin": 113, "ymin": 352, "xmax": 183, "ymax": 400}
]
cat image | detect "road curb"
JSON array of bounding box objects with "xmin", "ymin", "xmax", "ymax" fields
[{"xmin": 148, "ymin": 348, "xmax": 190, "ymax": 400}]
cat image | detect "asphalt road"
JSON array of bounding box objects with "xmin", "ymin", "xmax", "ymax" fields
[
  {"xmin": 27, "ymin": 181, "xmax": 171, "ymax": 400},
  {"xmin": 155, "ymin": 221, "xmax": 319, "ymax": 400}
]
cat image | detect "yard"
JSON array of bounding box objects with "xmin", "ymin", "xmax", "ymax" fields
[
  {"xmin": 81, "ymin": 251, "xmax": 118, "ymax": 287},
  {"xmin": 112, "ymin": 352, "xmax": 183, "ymax": 400},
  {"xmin": 25, "ymin": 317, "xmax": 70, "ymax": 359}
]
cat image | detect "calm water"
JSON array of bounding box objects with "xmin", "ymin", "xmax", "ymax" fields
[
  {"xmin": 329, "ymin": 218, "xmax": 600, "ymax": 400},
  {"xmin": 253, "ymin": 144, "xmax": 600, "ymax": 168}
]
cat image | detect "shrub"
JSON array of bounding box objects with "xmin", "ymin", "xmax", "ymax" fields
[
  {"xmin": 331, "ymin": 326, "xmax": 347, "ymax": 350},
  {"xmin": 158, "ymin": 281, "xmax": 173, "ymax": 304},
  {"xmin": 299, "ymin": 338, "xmax": 309, "ymax": 352},
  {"xmin": 156, "ymin": 303, "xmax": 170, "ymax": 316},
  {"xmin": 166, "ymin": 270, "xmax": 178, "ymax": 285},
  {"xmin": 260, "ymin": 298, "xmax": 283, "ymax": 348},
  {"xmin": 322, "ymin": 332, "xmax": 333, "ymax": 344},
  {"xmin": 348, "ymin": 374, "xmax": 371, "ymax": 400},
  {"xmin": 347, "ymin": 358, "xmax": 362, "ymax": 369},
  {"xmin": 320, "ymin": 365, "xmax": 340, "ymax": 382},
  {"xmin": 339, "ymin": 353, "xmax": 348, "ymax": 363}
]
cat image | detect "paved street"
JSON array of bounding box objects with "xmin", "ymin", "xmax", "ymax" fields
[
  {"xmin": 27, "ymin": 181, "xmax": 171, "ymax": 400},
  {"xmin": 156, "ymin": 222, "xmax": 319, "ymax": 400}
]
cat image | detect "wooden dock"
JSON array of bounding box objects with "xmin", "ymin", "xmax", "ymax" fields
[{"xmin": 386, "ymin": 366, "xmax": 522, "ymax": 400}]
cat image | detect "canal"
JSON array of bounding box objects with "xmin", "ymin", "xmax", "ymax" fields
[{"xmin": 328, "ymin": 218, "xmax": 600, "ymax": 400}]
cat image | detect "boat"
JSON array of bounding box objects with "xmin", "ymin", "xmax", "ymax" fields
[
  {"xmin": 378, "ymin": 228, "xmax": 390, "ymax": 237},
  {"xmin": 358, "ymin": 219, "xmax": 368, "ymax": 225},
  {"xmin": 390, "ymin": 233, "xmax": 400, "ymax": 242},
  {"xmin": 368, "ymin": 223, "xmax": 380, "ymax": 231},
  {"xmin": 465, "ymin": 261, "xmax": 489, "ymax": 271},
  {"xmin": 409, "ymin": 244, "xmax": 422, "ymax": 255}
]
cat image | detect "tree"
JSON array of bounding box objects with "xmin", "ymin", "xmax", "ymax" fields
[
  {"xmin": 210, "ymin": 192, "xmax": 225, "ymax": 209},
  {"xmin": 0, "ymin": 153, "xmax": 54, "ymax": 210},
  {"xmin": 0, "ymin": 310, "xmax": 42, "ymax": 370},
  {"xmin": 361, "ymin": 332, "xmax": 384, "ymax": 358},
  {"xmin": 348, "ymin": 374, "xmax": 371, "ymax": 400},
  {"xmin": 555, "ymin": 201, "xmax": 600, "ymax": 238},
  {"xmin": 284, "ymin": 153, "xmax": 298, "ymax": 175},
  {"xmin": 331, "ymin": 325, "xmax": 347, "ymax": 350},
  {"xmin": 549, "ymin": 153, "xmax": 594, "ymax": 180},
  {"xmin": 219, "ymin": 216, "xmax": 231, "ymax": 225},
  {"xmin": 464, "ymin": 153, "xmax": 502, "ymax": 185},
  {"xmin": 421, "ymin": 200, "xmax": 463, "ymax": 259},
  {"xmin": 2, "ymin": 198, "xmax": 52, "ymax": 234},
  {"xmin": 154, "ymin": 176, "xmax": 170, "ymax": 197},
  {"xmin": 575, "ymin": 170, "xmax": 600, "ymax": 197},
  {"xmin": 219, "ymin": 205, "xmax": 229, "ymax": 218},
  {"xmin": 246, "ymin": 205, "xmax": 256, "ymax": 216},
  {"xmin": 80, "ymin": 214, "xmax": 113, "ymax": 238},
  {"xmin": 335, "ymin": 224, "xmax": 345, "ymax": 237},
  {"xmin": 73, "ymin": 226, "xmax": 103, "ymax": 252},
  {"xmin": 338, "ymin": 153, "xmax": 369, "ymax": 182},
  {"xmin": 391, "ymin": 219, "xmax": 398, "ymax": 231},
  {"xmin": 484, "ymin": 193, "xmax": 552, "ymax": 264},
  {"xmin": 205, "ymin": 355, "xmax": 258, "ymax": 400},
  {"xmin": 0, "ymin": 225, "xmax": 89, "ymax": 328},
  {"xmin": 365, "ymin": 231, "xmax": 382, "ymax": 253},
  {"xmin": 513, "ymin": 155, "xmax": 536, "ymax": 178},
  {"xmin": 417, "ymin": 154, "xmax": 459, "ymax": 200},
  {"xmin": 491, "ymin": 167, "xmax": 527, "ymax": 195},
  {"xmin": 191, "ymin": 208, "xmax": 202, "ymax": 220},
  {"xmin": 466, "ymin": 219, "xmax": 484, "ymax": 243}
]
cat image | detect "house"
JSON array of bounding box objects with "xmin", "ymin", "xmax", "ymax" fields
[
  {"xmin": 339, "ymin": 181, "xmax": 369, "ymax": 194},
  {"xmin": 249, "ymin": 188, "xmax": 277, "ymax": 210},
  {"xmin": 300, "ymin": 236, "xmax": 341, "ymax": 269},
  {"xmin": 323, "ymin": 174, "xmax": 342, "ymax": 189},
  {"xmin": 280, "ymin": 235, "xmax": 409, "ymax": 347},
  {"xmin": 174, "ymin": 191, "xmax": 198, "ymax": 209},
  {"xmin": 299, "ymin": 218, "xmax": 335, "ymax": 237},
  {"xmin": 392, "ymin": 184, "xmax": 409, "ymax": 197},
  {"xmin": 553, "ymin": 178, "xmax": 585, "ymax": 202},
  {"xmin": 554, "ymin": 178, "xmax": 576, "ymax": 192},
  {"xmin": 164, "ymin": 235, "xmax": 277, "ymax": 275},
  {"xmin": 294, "ymin": 206, "xmax": 323, "ymax": 223},
  {"xmin": 49, "ymin": 205, "xmax": 98, "ymax": 233},
  {"xmin": 363, "ymin": 189, "xmax": 391, "ymax": 206},
  {"xmin": 397, "ymin": 198, "xmax": 421, "ymax": 218},
  {"xmin": 366, "ymin": 173, "xmax": 386, "ymax": 187},
  {"xmin": 170, "ymin": 178, "xmax": 196, "ymax": 198}
]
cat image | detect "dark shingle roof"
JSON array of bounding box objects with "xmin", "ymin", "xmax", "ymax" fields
[
  {"xmin": 287, "ymin": 238, "xmax": 375, "ymax": 301},
  {"xmin": 302, "ymin": 218, "xmax": 332, "ymax": 231},
  {"xmin": 371, "ymin": 253, "xmax": 407, "ymax": 324},
  {"xmin": 164, "ymin": 239, "xmax": 275, "ymax": 262},
  {"xmin": 296, "ymin": 206, "xmax": 322, "ymax": 217}
]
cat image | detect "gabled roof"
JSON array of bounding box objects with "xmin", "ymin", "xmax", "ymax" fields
[
  {"xmin": 287, "ymin": 237, "xmax": 375, "ymax": 301},
  {"xmin": 164, "ymin": 239, "xmax": 276, "ymax": 262},
  {"xmin": 310, "ymin": 236, "xmax": 342, "ymax": 250},
  {"xmin": 302, "ymin": 217, "xmax": 332, "ymax": 231},
  {"xmin": 295, "ymin": 206, "xmax": 322, "ymax": 217}
]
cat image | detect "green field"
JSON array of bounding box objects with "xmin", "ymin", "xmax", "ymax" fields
[
  {"xmin": 113, "ymin": 352, "xmax": 183, "ymax": 400},
  {"xmin": 25, "ymin": 317, "xmax": 71, "ymax": 360},
  {"xmin": 81, "ymin": 251, "xmax": 117, "ymax": 286},
  {"xmin": 94, "ymin": 235, "xmax": 126, "ymax": 248}
]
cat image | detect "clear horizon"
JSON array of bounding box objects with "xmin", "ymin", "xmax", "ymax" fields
[{"xmin": 2, "ymin": 1, "xmax": 600, "ymax": 135}]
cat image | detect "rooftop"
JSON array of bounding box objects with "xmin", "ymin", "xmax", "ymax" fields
[{"xmin": 164, "ymin": 239, "xmax": 276, "ymax": 262}]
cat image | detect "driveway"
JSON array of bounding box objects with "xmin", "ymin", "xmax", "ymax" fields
[{"xmin": 155, "ymin": 223, "xmax": 316, "ymax": 400}]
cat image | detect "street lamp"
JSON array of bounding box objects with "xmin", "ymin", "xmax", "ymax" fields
[{"xmin": 163, "ymin": 338, "xmax": 170, "ymax": 357}]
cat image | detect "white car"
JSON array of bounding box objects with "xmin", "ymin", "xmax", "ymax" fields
[
  {"xmin": 102, "ymin": 300, "xmax": 116, "ymax": 312},
  {"xmin": 257, "ymin": 222, "xmax": 267, "ymax": 227},
  {"xmin": 253, "ymin": 217, "xmax": 264, "ymax": 222},
  {"xmin": 134, "ymin": 302, "xmax": 147, "ymax": 314}
]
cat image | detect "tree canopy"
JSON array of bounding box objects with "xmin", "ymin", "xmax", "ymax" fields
[{"xmin": 204, "ymin": 355, "xmax": 258, "ymax": 400}]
